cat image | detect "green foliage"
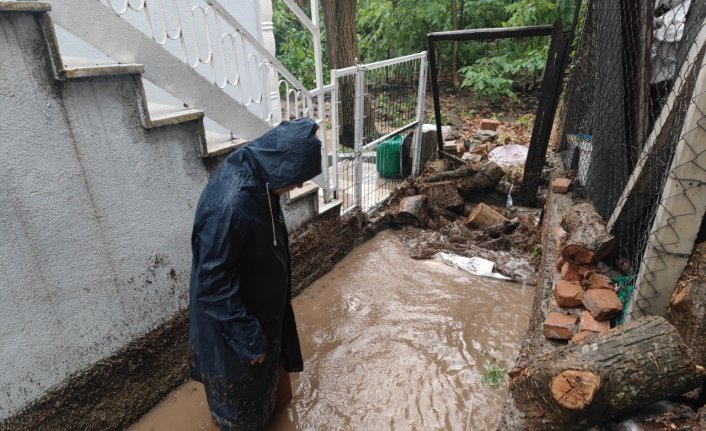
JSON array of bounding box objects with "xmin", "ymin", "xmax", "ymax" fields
[
  {"xmin": 272, "ymin": 0, "xmax": 328, "ymax": 89},
  {"xmin": 273, "ymin": 0, "xmax": 577, "ymax": 103},
  {"xmin": 517, "ymin": 113, "xmax": 535, "ymax": 127},
  {"xmin": 459, "ymin": 45, "xmax": 546, "ymax": 101},
  {"xmin": 533, "ymin": 244, "xmax": 543, "ymax": 258},
  {"xmin": 482, "ymin": 360, "xmax": 507, "ymax": 389},
  {"xmin": 439, "ymin": 111, "xmax": 452, "ymax": 126},
  {"xmin": 358, "ymin": 0, "xmax": 450, "ymax": 63}
]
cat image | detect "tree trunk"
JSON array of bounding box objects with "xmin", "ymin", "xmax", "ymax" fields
[
  {"xmin": 450, "ymin": 0, "xmax": 459, "ymax": 90},
  {"xmin": 321, "ymin": 0, "xmax": 358, "ymax": 147},
  {"xmin": 560, "ymin": 203, "xmax": 615, "ymax": 264},
  {"xmin": 510, "ymin": 316, "xmax": 705, "ymax": 430}
]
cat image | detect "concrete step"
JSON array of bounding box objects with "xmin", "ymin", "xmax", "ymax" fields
[
  {"xmin": 59, "ymin": 56, "xmax": 143, "ymax": 79},
  {"xmin": 288, "ymin": 181, "xmax": 319, "ymax": 204},
  {"xmin": 146, "ymin": 102, "xmax": 204, "ymax": 129},
  {"xmin": 0, "ymin": 2, "xmax": 51, "ymax": 13},
  {"xmin": 203, "ymin": 131, "xmax": 248, "ymax": 158},
  {"xmin": 319, "ymin": 197, "xmax": 343, "ymax": 216}
]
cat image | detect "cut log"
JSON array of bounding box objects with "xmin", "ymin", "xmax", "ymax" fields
[
  {"xmin": 422, "ymin": 165, "xmax": 475, "ymax": 183},
  {"xmin": 462, "ymin": 201, "xmax": 475, "ymax": 217},
  {"xmin": 467, "ymin": 203, "xmax": 508, "ymax": 229},
  {"xmin": 394, "ymin": 195, "xmax": 428, "ymax": 226},
  {"xmin": 560, "ymin": 203, "xmax": 616, "ymax": 264},
  {"xmin": 421, "ymin": 161, "xmax": 503, "ymax": 196},
  {"xmin": 550, "ymin": 370, "xmax": 600, "ymax": 410},
  {"xmin": 485, "ymin": 217, "xmax": 520, "ymax": 238},
  {"xmin": 668, "ymin": 275, "xmax": 706, "ymax": 368},
  {"xmin": 419, "ymin": 181, "xmax": 464, "ymax": 209},
  {"xmin": 510, "ymin": 316, "xmax": 705, "ymax": 430},
  {"xmin": 456, "ymin": 161, "xmax": 504, "ymax": 194}
]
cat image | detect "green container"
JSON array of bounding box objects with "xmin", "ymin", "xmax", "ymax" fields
[{"xmin": 376, "ymin": 135, "xmax": 403, "ymax": 179}]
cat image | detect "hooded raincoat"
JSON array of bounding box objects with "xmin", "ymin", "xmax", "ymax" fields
[{"xmin": 189, "ymin": 118, "xmax": 322, "ymax": 430}]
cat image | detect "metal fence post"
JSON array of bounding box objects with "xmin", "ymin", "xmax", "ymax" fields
[
  {"xmin": 354, "ymin": 65, "xmax": 366, "ymax": 208},
  {"xmin": 330, "ymin": 69, "xmax": 340, "ymax": 199},
  {"xmin": 412, "ymin": 52, "xmax": 428, "ymax": 177},
  {"xmin": 626, "ymin": 51, "xmax": 706, "ymax": 320}
]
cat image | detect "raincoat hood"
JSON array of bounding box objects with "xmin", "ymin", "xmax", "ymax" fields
[{"xmin": 234, "ymin": 118, "xmax": 322, "ymax": 189}]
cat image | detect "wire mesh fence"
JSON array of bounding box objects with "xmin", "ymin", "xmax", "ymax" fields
[
  {"xmin": 331, "ymin": 53, "xmax": 426, "ymax": 213},
  {"xmin": 556, "ymin": 0, "xmax": 706, "ymax": 318}
]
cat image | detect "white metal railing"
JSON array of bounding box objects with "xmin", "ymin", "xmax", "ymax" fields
[
  {"xmin": 51, "ymin": 0, "xmax": 335, "ymax": 200},
  {"xmin": 97, "ymin": 0, "xmax": 313, "ymax": 125}
]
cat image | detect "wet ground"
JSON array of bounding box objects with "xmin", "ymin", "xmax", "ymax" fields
[{"xmin": 130, "ymin": 230, "xmax": 534, "ymax": 431}]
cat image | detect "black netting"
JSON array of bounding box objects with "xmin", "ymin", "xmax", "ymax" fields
[{"xmin": 557, "ymin": 0, "xmax": 706, "ymax": 316}]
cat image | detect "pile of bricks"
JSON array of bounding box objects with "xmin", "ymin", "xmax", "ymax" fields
[
  {"xmin": 442, "ymin": 118, "xmax": 500, "ymax": 162},
  {"xmin": 543, "ymin": 227, "xmax": 624, "ymax": 343}
]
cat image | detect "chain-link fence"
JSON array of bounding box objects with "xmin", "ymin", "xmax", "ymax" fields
[{"xmin": 556, "ymin": 0, "xmax": 706, "ymax": 318}]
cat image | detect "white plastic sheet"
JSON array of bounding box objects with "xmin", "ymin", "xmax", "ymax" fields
[{"xmin": 434, "ymin": 252, "xmax": 512, "ymax": 280}]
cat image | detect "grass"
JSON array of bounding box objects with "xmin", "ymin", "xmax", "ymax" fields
[{"xmin": 482, "ymin": 360, "xmax": 507, "ymax": 389}]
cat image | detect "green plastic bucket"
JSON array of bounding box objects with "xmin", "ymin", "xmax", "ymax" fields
[{"xmin": 376, "ymin": 135, "xmax": 403, "ymax": 179}]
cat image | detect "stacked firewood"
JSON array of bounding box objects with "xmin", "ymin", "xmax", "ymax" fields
[{"xmin": 543, "ymin": 202, "xmax": 621, "ymax": 342}]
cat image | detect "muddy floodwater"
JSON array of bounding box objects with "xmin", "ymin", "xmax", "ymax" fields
[{"xmin": 130, "ymin": 230, "xmax": 534, "ymax": 430}]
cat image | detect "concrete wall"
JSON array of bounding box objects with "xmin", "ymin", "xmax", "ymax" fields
[{"xmin": 0, "ymin": 10, "xmax": 204, "ymax": 420}]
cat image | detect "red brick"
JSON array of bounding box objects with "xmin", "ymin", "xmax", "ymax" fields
[
  {"xmin": 587, "ymin": 272, "xmax": 614, "ymax": 290},
  {"xmin": 561, "ymin": 262, "xmax": 582, "ymax": 282},
  {"xmin": 551, "ymin": 177, "xmax": 572, "ymax": 194},
  {"xmin": 554, "ymin": 280, "xmax": 584, "ymax": 308},
  {"xmin": 555, "ymin": 256, "xmax": 566, "ymax": 273},
  {"xmin": 571, "ymin": 331, "xmax": 595, "ymax": 343},
  {"xmin": 543, "ymin": 312, "xmax": 578, "ymax": 340},
  {"xmin": 583, "ymin": 289, "xmax": 623, "ymax": 321},
  {"xmin": 480, "ymin": 119, "xmax": 501, "ymax": 131},
  {"xmin": 579, "ymin": 310, "xmax": 610, "ymax": 333},
  {"xmin": 579, "ymin": 268, "xmax": 597, "ymax": 283}
]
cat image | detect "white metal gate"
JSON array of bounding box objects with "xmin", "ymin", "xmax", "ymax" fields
[{"xmin": 326, "ymin": 52, "xmax": 428, "ymax": 213}]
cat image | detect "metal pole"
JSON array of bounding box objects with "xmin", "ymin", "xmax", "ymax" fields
[
  {"xmin": 331, "ymin": 69, "xmax": 340, "ymax": 199},
  {"xmin": 309, "ymin": 0, "xmax": 331, "ymax": 202},
  {"xmin": 518, "ymin": 20, "xmax": 563, "ymax": 205},
  {"xmin": 412, "ymin": 52, "xmax": 428, "ymax": 177},
  {"xmin": 426, "ymin": 35, "xmax": 444, "ymax": 154},
  {"xmin": 354, "ymin": 66, "xmax": 366, "ymax": 208},
  {"xmin": 427, "ymin": 25, "xmax": 553, "ymax": 42}
]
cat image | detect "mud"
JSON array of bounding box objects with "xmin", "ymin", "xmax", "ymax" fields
[
  {"xmin": 0, "ymin": 312, "xmax": 190, "ymax": 431},
  {"xmin": 130, "ymin": 230, "xmax": 534, "ymax": 430}
]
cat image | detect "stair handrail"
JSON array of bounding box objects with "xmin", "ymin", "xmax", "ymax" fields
[{"xmin": 97, "ymin": 0, "xmax": 313, "ymax": 124}]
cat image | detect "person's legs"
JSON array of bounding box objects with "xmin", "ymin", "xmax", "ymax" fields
[
  {"xmin": 203, "ymin": 334, "xmax": 281, "ymax": 431},
  {"xmin": 274, "ymin": 361, "xmax": 293, "ymax": 411}
]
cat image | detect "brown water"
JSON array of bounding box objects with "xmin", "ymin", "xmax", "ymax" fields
[{"xmin": 130, "ymin": 230, "xmax": 534, "ymax": 431}]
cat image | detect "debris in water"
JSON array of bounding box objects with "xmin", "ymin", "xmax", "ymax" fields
[{"xmin": 435, "ymin": 252, "xmax": 512, "ymax": 280}]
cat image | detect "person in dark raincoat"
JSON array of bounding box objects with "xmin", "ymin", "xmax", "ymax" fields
[{"xmin": 189, "ymin": 118, "xmax": 322, "ymax": 430}]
